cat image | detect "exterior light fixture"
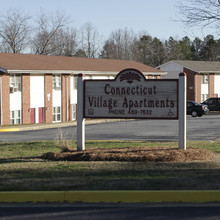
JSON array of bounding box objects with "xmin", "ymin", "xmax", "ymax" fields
[{"xmin": 47, "ymin": 93, "xmax": 51, "ymax": 101}]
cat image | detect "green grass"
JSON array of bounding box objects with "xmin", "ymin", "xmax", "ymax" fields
[{"xmin": 0, "ymin": 140, "xmax": 219, "ymax": 191}]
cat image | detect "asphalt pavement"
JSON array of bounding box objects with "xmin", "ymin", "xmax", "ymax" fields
[
  {"xmin": 1, "ymin": 203, "xmax": 220, "ymax": 220},
  {"xmin": 0, "ymin": 113, "xmax": 219, "ymax": 142}
]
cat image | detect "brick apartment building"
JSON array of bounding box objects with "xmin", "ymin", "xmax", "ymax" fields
[
  {"xmin": 0, "ymin": 53, "xmax": 165, "ymax": 126},
  {"xmin": 158, "ymin": 60, "xmax": 220, "ymax": 103}
]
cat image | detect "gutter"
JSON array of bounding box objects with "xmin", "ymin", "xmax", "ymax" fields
[
  {"xmin": 7, "ymin": 70, "xmax": 167, "ymax": 76},
  {"xmin": 0, "ymin": 76, "xmax": 2, "ymax": 125},
  {"xmin": 198, "ymin": 71, "xmax": 220, "ymax": 74},
  {"xmin": 66, "ymin": 76, "xmax": 68, "ymax": 121},
  {"xmin": 0, "ymin": 67, "xmax": 8, "ymax": 126}
]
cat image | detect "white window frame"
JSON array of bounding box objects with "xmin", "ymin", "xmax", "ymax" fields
[
  {"xmin": 202, "ymin": 74, "xmax": 209, "ymax": 84},
  {"xmin": 53, "ymin": 106, "xmax": 61, "ymax": 122},
  {"xmin": 10, "ymin": 110, "xmax": 21, "ymax": 125},
  {"xmin": 10, "ymin": 74, "xmax": 21, "ymax": 93},
  {"xmin": 72, "ymin": 104, "xmax": 76, "ymax": 120},
  {"xmin": 201, "ymin": 94, "xmax": 209, "ymax": 102},
  {"xmin": 53, "ymin": 75, "xmax": 61, "ymax": 90},
  {"xmin": 73, "ymin": 76, "xmax": 77, "ymax": 90}
]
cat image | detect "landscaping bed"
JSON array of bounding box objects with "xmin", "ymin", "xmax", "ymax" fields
[{"xmin": 43, "ymin": 147, "xmax": 214, "ymax": 162}]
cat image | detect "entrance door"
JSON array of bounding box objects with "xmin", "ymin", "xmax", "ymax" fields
[
  {"xmin": 39, "ymin": 107, "xmax": 44, "ymax": 123},
  {"xmin": 30, "ymin": 108, "xmax": 35, "ymax": 124}
]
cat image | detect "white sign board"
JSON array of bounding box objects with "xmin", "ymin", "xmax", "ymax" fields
[{"xmin": 84, "ymin": 69, "xmax": 178, "ymax": 119}]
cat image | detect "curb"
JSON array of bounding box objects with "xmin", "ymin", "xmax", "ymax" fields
[
  {"xmin": 0, "ymin": 128, "xmax": 20, "ymax": 132},
  {"xmin": 0, "ymin": 119, "xmax": 128, "ymax": 132},
  {"xmin": 1, "ymin": 191, "xmax": 220, "ymax": 203}
]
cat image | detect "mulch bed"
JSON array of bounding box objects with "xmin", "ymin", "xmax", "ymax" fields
[{"xmin": 42, "ymin": 147, "xmax": 214, "ymax": 162}]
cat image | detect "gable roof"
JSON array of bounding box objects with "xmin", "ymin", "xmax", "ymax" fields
[
  {"xmin": 159, "ymin": 60, "xmax": 220, "ymax": 73},
  {"xmin": 0, "ymin": 53, "xmax": 165, "ymax": 75}
]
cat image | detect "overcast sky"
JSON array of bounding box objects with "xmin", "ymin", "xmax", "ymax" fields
[{"xmin": 0, "ymin": 0, "xmax": 216, "ymax": 40}]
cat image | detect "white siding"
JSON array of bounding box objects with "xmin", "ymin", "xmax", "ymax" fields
[
  {"xmin": 10, "ymin": 92, "xmax": 21, "ymax": 111},
  {"xmin": 214, "ymin": 75, "xmax": 220, "ymax": 97},
  {"xmin": 201, "ymin": 84, "xmax": 208, "ymax": 95},
  {"xmin": 53, "ymin": 89, "xmax": 61, "ymax": 107},
  {"xmin": 160, "ymin": 62, "xmax": 183, "ymax": 79},
  {"xmin": 30, "ymin": 76, "xmax": 44, "ymax": 108},
  {"xmin": 30, "ymin": 76, "xmax": 45, "ymax": 123},
  {"xmin": 70, "ymin": 75, "xmax": 115, "ymax": 105},
  {"xmin": 91, "ymin": 76, "xmax": 108, "ymax": 80},
  {"xmin": 70, "ymin": 76, "xmax": 77, "ymax": 104}
]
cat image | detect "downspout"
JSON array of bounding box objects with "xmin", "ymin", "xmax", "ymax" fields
[
  {"xmin": 0, "ymin": 76, "xmax": 2, "ymax": 125},
  {"xmin": 195, "ymin": 73, "xmax": 197, "ymax": 101},
  {"xmin": 0, "ymin": 68, "xmax": 8, "ymax": 125},
  {"xmin": 66, "ymin": 76, "xmax": 68, "ymax": 121}
]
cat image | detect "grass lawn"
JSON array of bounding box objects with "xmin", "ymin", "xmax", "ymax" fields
[{"xmin": 0, "ymin": 140, "xmax": 220, "ymax": 191}]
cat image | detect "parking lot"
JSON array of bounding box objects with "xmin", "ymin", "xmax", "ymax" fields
[{"xmin": 0, "ymin": 113, "xmax": 219, "ymax": 142}]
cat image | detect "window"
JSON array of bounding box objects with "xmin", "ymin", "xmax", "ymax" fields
[
  {"xmin": 72, "ymin": 104, "xmax": 76, "ymax": 120},
  {"xmin": 10, "ymin": 74, "xmax": 21, "ymax": 93},
  {"xmin": 73, "ymin": 76, "xmax": 77, "ymax": 90},
  {"xmin": 201, "ymin": 94, "xmax": 208, "ymax": 102},
  {"xmin": 202, "ymin": 74, "xmax": 208, "ymax": 84},
  {"xmin": 53, "ymin": 75, "xmax": 61, "ymax": 90},
  {"xmin": 10, "ymin": 110, "xmax": 21, "ymax": 125},
  {"xmin": 53, "ymin": 106, "xmax": 61, "ymax": 122}
]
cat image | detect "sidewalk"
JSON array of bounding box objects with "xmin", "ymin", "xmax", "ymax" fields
[{"xmin": 0, "ymin": 119, "xmax": 127, "ymax": 132}]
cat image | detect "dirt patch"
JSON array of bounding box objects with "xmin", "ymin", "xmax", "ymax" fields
[{"xmin": 43, "ymin": 147, "xmax": 214, "ymax": 162}]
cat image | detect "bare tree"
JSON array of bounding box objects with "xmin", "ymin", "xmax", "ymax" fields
[
  {"xmin": 80, "ymin": 23, "xmax": 102, "ymax": 58},
  {"xmin": 101, "ymin": 28, "xmax": 136, "ymax": 60},
  {"xmin": 176, "ymin": 0, "xmax": 220, "ymax": 33},
  {"xmin": 62, "ymin": 28, "xmax": 78, "ymax": 56},
  {"xmin": 49, "ymin": 27, "xmax": 78, "ymax": 56},
  {"xmin": 0, "ymin": 8, "xmax": 31, "ymax": 53},
  {"xmin": 32, "ymin": 10, "xmax": 70, "ymax": 55}
]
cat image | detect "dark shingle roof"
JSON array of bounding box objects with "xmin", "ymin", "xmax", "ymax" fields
[
  {"xmin": 174, "ymin": 60, "xmax": 220, "ymax": 73},
  {"xmin": 0, "ymin": 53, "xmax": 164, "ymax": 75}
]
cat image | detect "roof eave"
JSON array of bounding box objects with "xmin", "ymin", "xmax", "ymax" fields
[
  {"xmin": 7, "ymin": 69, "xmax": 167, "ymax": 76},
  {"xmin": 7, "ymin": 70, "xmax": 74, "ymax": 74},
  {"xmin": 198, "ymin": 71, "xmax": 220, "ymax": 74},
  {"xmin": 0, "ymin": 67, "xmax": 8, "ymax": 74}
]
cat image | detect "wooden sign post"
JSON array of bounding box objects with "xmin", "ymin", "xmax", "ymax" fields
[{"xmin": 77, "ymin": 69, "xmax": 186, "ymax": 151}]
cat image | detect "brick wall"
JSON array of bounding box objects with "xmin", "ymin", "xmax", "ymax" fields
[
  {"xmin": 69, "ymin": 103, "xmax": 73, "ymax": 121},
  {"xmin": 22, "ymin": 74, "xmax": 30, "ymax": 124},
  {"xmin": 44, "ymin": 74, "xmax": 53, "ymax": 123},
  {"xmin": 1, "ymin": 75, "xmax": 10, "ymax": 125},
  {"xmin": 183, "ymin": 68, "xmax": 196, "ymax": 101},
  {"xmin": 62, "ymin": 75, "xmax": 71, "ymax": 122},
  {"xmin": 196, "ymin": 74, "xmax": 202, "ymax": 103},
  {"xmin": 209, "ymin": 73, "xmax": 215, "ymax": 98}
]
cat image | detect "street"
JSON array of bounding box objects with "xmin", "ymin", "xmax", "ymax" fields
[
  {"xmin": 0, "ymin": 113, "xmax": 219, "ymax": 142},
  {"xmin": 1, "ymin": 203, "xmax": 220, "ymax": 220}
]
